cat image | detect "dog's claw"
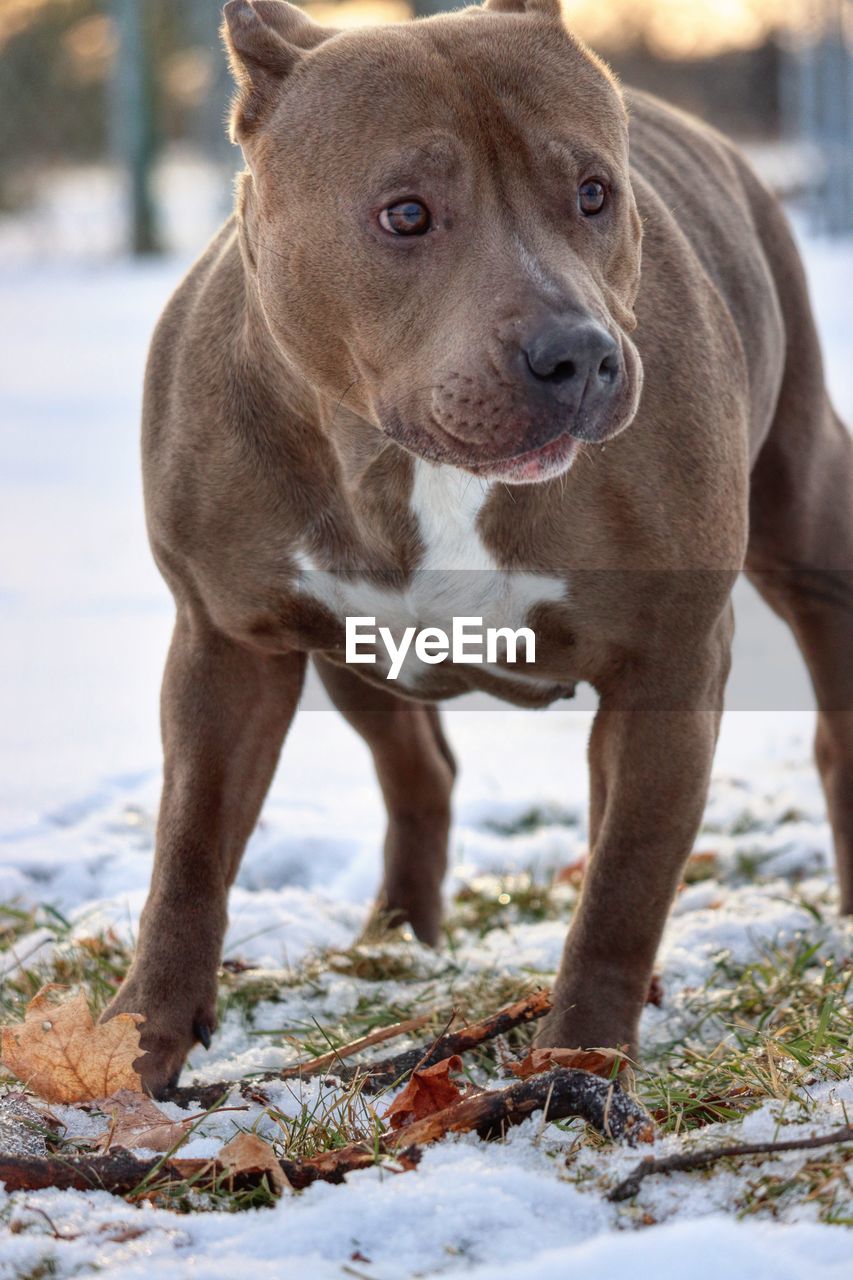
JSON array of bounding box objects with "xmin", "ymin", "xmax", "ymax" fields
[{"xmin": 193, "ymin": 1019, "xmax": 213, "ymax": 1050}]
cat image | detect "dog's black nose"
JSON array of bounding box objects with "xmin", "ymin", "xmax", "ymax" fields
[{"xmin": 523, "ymin": 320, "xmax": 620, "ymax": 390}]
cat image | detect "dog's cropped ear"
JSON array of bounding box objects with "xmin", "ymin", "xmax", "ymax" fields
[
  {"xmin": 223, "ymin": 0, "xmax": 336, "ymax": 138},
  {"xmin": 482, "ymin": 0, "xmax": 563, "ymax": 15}
]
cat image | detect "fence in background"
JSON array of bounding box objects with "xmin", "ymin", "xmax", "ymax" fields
[
  {"xmin": 109, "ymin": 0, "xmax": 236, "ymax": 255},
  {"xmin": 781, "ymin": 0, "xmax": 853, "ymax": 234},
  {"xmin": 1, "ymin": 0, "xmax": 851, "ymax": 257}
]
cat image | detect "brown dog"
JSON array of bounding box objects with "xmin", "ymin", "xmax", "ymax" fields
[{"xmin": 102, "ymin": 0, "xmax": 853, "ymax": 1095}]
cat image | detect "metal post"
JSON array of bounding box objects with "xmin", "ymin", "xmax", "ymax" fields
[
  {"xmin": 185, "ymin": 0, "xmax": 239, "ymax": 216},
  {"xmin": 411, "ymin": 0, "xmax": 468, "ymax": 16},
  {"xmin": 111, "ymin": 0, "xmax": 161, "ymax": 255},
  {"xmin": 821, "ymin": 0, "xmax": 853, "ymax": 233}
]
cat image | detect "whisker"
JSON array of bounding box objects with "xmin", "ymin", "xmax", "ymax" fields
[{"xmin": 330, "ymin": 378, "xmax": 359, "ymax": 428}]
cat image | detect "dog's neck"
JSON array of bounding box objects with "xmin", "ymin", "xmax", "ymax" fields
[{"xmin": 237, "ymin": 248, "xmax": 419, "ymax": 565}]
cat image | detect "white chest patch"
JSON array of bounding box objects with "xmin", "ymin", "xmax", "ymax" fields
[{"xmin": 296, "ymin": 462, "xmax": 567, "ymax": 689}]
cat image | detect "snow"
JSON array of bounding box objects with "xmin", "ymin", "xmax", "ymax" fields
[{"xmin": 1, "ymin": 208, "xmax": 852, "ymax": 1277}]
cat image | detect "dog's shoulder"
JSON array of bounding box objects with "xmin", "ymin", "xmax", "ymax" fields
[{"xmin": 143, "ymin": 218, "xmax": 245, "ymax": 446}]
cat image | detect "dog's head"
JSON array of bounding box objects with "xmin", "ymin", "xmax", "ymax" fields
[{"xmin": 224, "ymin": 0, "xmax": 643, "ymax": 483}]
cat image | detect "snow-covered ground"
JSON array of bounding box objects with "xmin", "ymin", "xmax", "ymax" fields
[{"xmin": 0, "ymin": 204, "xmax": 851, "ymax": 1278}]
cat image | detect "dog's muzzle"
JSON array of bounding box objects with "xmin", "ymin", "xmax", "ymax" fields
[{"xmin": 518, "ymin": 316, "xmax": 625, "ymax": 444}]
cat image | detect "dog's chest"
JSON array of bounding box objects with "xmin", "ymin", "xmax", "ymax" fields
[{"xmin": 296, "ymin": 463, "xmax": 567, "ymax": 690}]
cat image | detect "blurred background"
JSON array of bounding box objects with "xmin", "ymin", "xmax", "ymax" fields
[
  {"xmin": 0, "ymin": 2, "xmax": 851, "ymax": 826},
  {"xmin": 0, "ymin": 0, "xmax": 852, "ymax": 260}
]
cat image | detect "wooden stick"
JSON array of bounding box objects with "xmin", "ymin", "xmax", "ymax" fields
[
  {"xmin": 277, "ymin": 1012, "xmax": 433, "ymax": 1080},
  {"xmin": 163, "ymin": 988, "xmax": 552, "ymax": 1108},
  {"xmin": 338, "ymin": 988, "xmax": 553, "ymax": 1090},
  {"xmin": 0, "ymin": 1064, "xmax": 653, "ymax": 1199},
  {"xmin": 392, "ymin": 1066, "xmax": 654, "ymax": 1148},
  {"xmin": 0, "ymin": 1144, "xmax": 414, "ymax": 1196},
  {"xmin": 608, "ymin": 1123, "xmax": 853, "ymax": 1202}
]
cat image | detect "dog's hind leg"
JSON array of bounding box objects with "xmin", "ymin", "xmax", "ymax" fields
[
  {"xmin": 314, "ymin": 657, "xmax": 455, "ymax": 945},
  {"xmin": 747, "ymin": 397, "xmax": 853, "ymax": 913},
  {"xmin": 746, "ymin": 234, "xmax": 853, "ymax": 911}
]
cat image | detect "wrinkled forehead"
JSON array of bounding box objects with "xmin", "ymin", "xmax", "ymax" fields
[{"xmin": 256, "ymin": 14, "xmax": 628, "ymax": 181}]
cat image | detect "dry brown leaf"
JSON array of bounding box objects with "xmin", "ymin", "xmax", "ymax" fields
[
  {"xmin": 0, "ymin": 985, "xmax": 143, "ymax": 1104},
  {"xmin": 75, "ymin": 930, "xmax": 120, "ymax": 958},
  {"xmin": 553, "ymin": 854, "xmax": 589, "ymax": 888},
  {"xmin": 682, "ymin": 851, "xmax": 719, "ymax": 884},
  {"xmin": 646, "ymin": 973, "xmax": 664, "ymax": 1007},
  {"xmin": 95, "ymin": 1089, "xmax": 190, "ymax": 1153},
  {"xmin": 509, "ymin": 1045, "xmax": 628, "ymax": 1080},
  {"xmin": 384, "ymin": 1055, "xmax": 464, "ymax": 1130},
  {"xmin": 218, "ymin": 1131, "xmax": 291, "ymax": 1195},
  {"xmin": 96, "ymin": 1224, "xmax": 150, "ymax": 1243}
]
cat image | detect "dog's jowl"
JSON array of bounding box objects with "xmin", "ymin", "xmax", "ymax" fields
[{"xmin": 101, "ymin": 0, "xmax": 853, "ymax": 1095}]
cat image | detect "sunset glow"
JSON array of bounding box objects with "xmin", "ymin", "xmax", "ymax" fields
[
  {"xmin": 0, "ymin": 0, "xmax": 832, "ymax": 60},
  {"xmin": 304, "ymin": 0, "xmax": 819, "ymax": 57},
  {"xmin": 566, "ymin": 0, "xmax": 814, "ymax": 58}
]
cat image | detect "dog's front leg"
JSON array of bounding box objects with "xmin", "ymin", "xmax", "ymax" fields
[
  {"xmin": 537, "ymin": 625, "xmax": 731, "ymax": 1057},
  {"xmin": 101, "ymin": 609, "xmax": 305, "ymax": 1095}
]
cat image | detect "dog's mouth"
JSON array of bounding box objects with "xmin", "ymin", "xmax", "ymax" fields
[
  {"xmin": 463, "ymin": 430, "xmax": 581, "ymax": 485},
  {"xmin": 380, "ymin": 410, "xmax": 585, "ymax": 486},
  {"xmin": 379, "ymin": 341, "xmax": 641, "ymax": 485}
]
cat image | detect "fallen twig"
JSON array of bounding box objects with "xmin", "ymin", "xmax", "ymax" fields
[
  {"xmin": 338, "ymin": 988, "xmax": 553, "ymax": 1090},
  {"xmin": 0, "ymin": 1144, "xmax": 416, "ymax": 1196},
  {"xmin": 163, "ymin": 989, "xmax": 552, "ymax": 1107},
  {"xmin": 277, "ymin": 1012, "xmax": 433, "ymax": 1080},
  {"xmin": 0, "ymin": 1064, "xmax": 653, "ymax": 1199},
  {"xmin": 608, "ymin": 1123, "xmax": 853, "ymax": 1202},
  {"xmin": 392, "ymin": 1066, "xmax": 654, "ymax": 1147}
]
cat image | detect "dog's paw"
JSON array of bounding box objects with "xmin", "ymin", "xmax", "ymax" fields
[
  {"xmin": 100, "ymin": 978, "xmax": 217, "ymax": 1098},
  {"xmin": 533, "ymin": 1009, "xmax": 638, "ymax": 1061},
  {"xmin": 362, "ymin": 890, "xmax": 442, "ymax": 948}
]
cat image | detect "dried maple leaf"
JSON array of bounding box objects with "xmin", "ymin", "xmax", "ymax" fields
[
  {"xmin": 384, "ymin": 1055, "xmax": 464, "ymax": 1130},
  {"xmin": 0, "ymin": 985, "xmax": 143, "ymax": 1104},
  {"xmin": 218, "ymin": 1131, "xmax": 291, "ymax": 1195},
  {"xmin": 509, "ymin": 1046, "xmax": 628, "ymax": 1080},
  {"xmin": 95, "ymin": 1089, "xmax": 190, "ymax": 1153}
]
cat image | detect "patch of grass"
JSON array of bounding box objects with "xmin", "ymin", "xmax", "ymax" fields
[
  {"xmin": 0, "ymin": 903, "xmax": 73, "ymax": 958},
  {"xmin": 0, "ymin": 904, "xmax": 42, "ymax": 954},
  {"xmin": 728, "ymin": 810, "xmax": 768, "ymax": 836},
  {"xmin": 3, "ymin": 886, "xmax": 848, "ymax": 1226},
  {"xmin": 6, "ymin": 1263, "xmax": 60, "ymax": 1280},
  {"xmin": 447, "ymin": 873, "xmax": 574, "ymax": 940},
  {"xmin": 777, "ymin": 807, "xmax": 808, "ymax": 826},
  {"xmin": 217, "ymin": 971, "xmax": 292, "ymax": 1027},
  {"xmin": 268, "ymin": 1073, "xmax": 382, "ymax": 1160},
  {"xmin": 739, "ymin": 1151, "xmax": 853, "ymax": 1224},
  {"xmin": 480, "ymin": 805, "xmax": 580, "ymax": 836},
  {"xmin": 252, "ymin": 967, "xmax": 548, "ymax": 1083},
  {"xmin": 732, "ymin": 848, "xmax": 776, "ymax": 881},
  {"xmin": 0, "ymin": 925, "xmax": 131, "ymax": 1029},
  {"xmin": 213, "ymin": 911, "xmax": 550, "ymax": 1083},
  {"xmin": 130, "ymin": 1166, "xmax": 283, "ymax": 1215},
  {"xmin": 127, "ymin": 1075, "xmax": 392, "ymax": 1213},
  {"xmin": 640, "ymin": 940, "xmax": 852, "ymax": 1136},
  {"xmin": 0, "ymin": 902, "xmax": 134, "ymax": 1035},
  {"xmin": 324, "ymin": 944, "xmax": 435, "ymax": 984}
]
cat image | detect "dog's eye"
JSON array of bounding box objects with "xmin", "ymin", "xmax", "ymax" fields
[
  {"xmin": 379, "ymin": 200, "xmax": 432, "ymax": 236},
  {"xmin": 578, "ymin": 180, "xmax": 607, "ymax": 216}
]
